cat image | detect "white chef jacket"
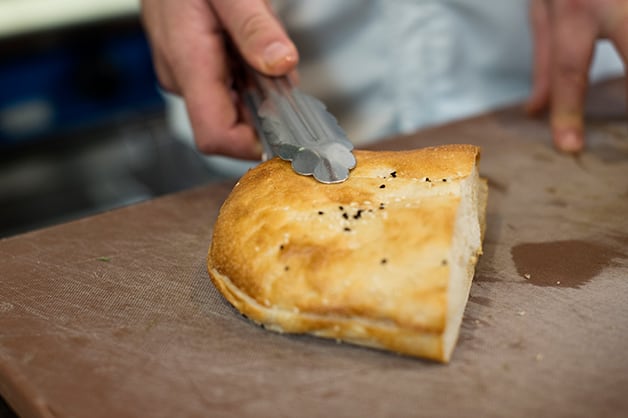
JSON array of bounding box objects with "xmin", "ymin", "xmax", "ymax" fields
[
  {"xmin": 273, "ymin": 0, "xmax": 622, "ymax": 143},
  {"xmin": 166, "ymin": 0, "xmax": 623, "ymax": 175}
]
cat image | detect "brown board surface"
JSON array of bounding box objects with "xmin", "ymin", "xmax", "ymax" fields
[{"xmin": 1, "ymin": 79, "xmax": 627, "ymax": 418}]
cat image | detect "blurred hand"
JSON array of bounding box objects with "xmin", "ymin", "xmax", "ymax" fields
[
  {"xmin": 526, "ymin": 0, "xmax": 628, "ymax": 153},
  {"xmin": 141, "ymin": 0, "xmax": 298, "ymax": 159}
]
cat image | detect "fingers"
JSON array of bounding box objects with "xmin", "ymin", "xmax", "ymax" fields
[
  {"xmin": 140, "ymin": 0, "xmax": 179, "ymax": 94},
  {"xmin": 140, "ymin": 0, "xmax": 263, "ymax": 159},
  {"xmin": 548, "ymin": 0, "xmax": 597, "ymax": 153},
  {"xmin": 182, "ymin": 54, "xmax": 261, "ymax": 159},
  {"xmin": 526, "ymin": 0, "xmax": 552, "ymax": 115},
  {"xmin": 176, "ymin": 6, "xmax": 262, "ymax": 159},
  {"xmin": 152, "ymin": 49, "xmax": 180, "ymax": 94},
  {"xmin": 182, "ymin": 64, "xmax": 261, "ymax": 159},
  {"xmin": 209, "ymin": 0, "xmax": 299, "ymax": 75},
  {"xmin": 172, "ymin": 0, "xmax": 298, "ymax": 157},
  {"xmin": 526, "ymin": 0, "xmax": 628, "ymax": 154}
]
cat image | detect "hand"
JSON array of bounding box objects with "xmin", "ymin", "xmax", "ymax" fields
[
  {"xmin": 140, "ymin": 0, "xmax": 299, "ymax": 159},
  {"xmin": 526, "ymin": 0, "xmax": 628, "ymax": 153}
]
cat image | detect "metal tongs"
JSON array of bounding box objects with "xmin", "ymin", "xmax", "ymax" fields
[{"xmin": 239, "ymin": 65, "xmax": 356, "ymax": 184}]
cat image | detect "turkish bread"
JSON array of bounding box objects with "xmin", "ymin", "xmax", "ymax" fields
[{"xmin": 208, "ymin": 145, "xmax": 487, "ymax": 362}]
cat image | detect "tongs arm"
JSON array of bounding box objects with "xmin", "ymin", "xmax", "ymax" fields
[{"xmin": 238, "ymin": 62, "xmax": 356, "ymax": 184}]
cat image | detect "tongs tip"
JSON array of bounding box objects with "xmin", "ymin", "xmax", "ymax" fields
[{"xmin": 241, "ymin": 66, "xmax": 355, "ymax": 184}]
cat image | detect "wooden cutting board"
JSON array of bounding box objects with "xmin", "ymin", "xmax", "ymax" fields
[{"xmin": 1, "ymin": 79, "xmax": 627, "ymax": 418}]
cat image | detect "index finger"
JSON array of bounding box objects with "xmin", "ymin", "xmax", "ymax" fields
[
  {"xmin": 526, "ymin": 0, "xmax": 552, "ymax": 115},
  {"xmin": 210, "ymin": 0, "xmax": 298, "ymax": 75},
  {"xmin": 549, "ymin": 1, "xmax": 597, "ymax": 153}
]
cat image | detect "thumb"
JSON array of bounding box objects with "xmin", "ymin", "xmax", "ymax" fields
[{"xmin": 210, "ymin": 0, "xmax": 298, "ymax": 75}]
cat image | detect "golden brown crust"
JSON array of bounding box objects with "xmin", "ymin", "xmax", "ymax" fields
[{"xmin": 208, "ymin": 145, "xmax": 485, "ymax": 362}]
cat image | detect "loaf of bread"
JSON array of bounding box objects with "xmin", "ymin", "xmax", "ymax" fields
[{"xmin": 208, "ymin": 145, "xmax": 487, "ymax": 362}]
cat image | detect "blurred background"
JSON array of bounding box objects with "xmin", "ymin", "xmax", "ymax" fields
[{"xmin": 0, "ymin": 0, "xmax": 223, "ymax": 240}]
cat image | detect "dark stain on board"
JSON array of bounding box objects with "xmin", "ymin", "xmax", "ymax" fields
[{"xmin": 511, "ymin": 240, "xmax": 625, "ymax": 288}]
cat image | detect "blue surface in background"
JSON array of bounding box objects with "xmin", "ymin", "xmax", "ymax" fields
[{"xmin": 0, "ymin": 27, "xmax": 164, "ymax": 148}]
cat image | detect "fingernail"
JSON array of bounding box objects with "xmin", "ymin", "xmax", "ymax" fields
[
  {"xmin": 263, "ymin": 42, "xmax": 296, "ymax": 70},
  {"xmin": 556, "ymin": 130, "xmax": 583, "ymax": 153}
]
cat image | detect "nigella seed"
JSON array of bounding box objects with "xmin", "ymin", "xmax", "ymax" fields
[
  {"xmin": 284, "ymin": 266, "xmax": 290, "ymax": 271},
  {"xmin": 339, "ymin": 206, "xmax": 344, "ymax": 211},
  {"xmin": 279, "ymin": 245, "xmax": 284, "ymax": 250},
  {"xmin": 442, "ymin": 178, "xmax": 447, "ymax": 182},
  {"xmin": 425, "ymin": 177, "xmax": 431, "ymax": 182},
  {"xmin": 353, "ymin": 209, "xmax": 363, "ymax": 220},
  {"xmin": 344, "ymin": 227, "xmax": 351, "ymax": 232},
  {"xmin": 342, "ymin": 213, "xmax": 349, "ymax": 220},
  {"xmin": 390, "ymin": 171, "xmax": 397, "ymax": 178},
  {"xmin": 381, "ymin": 258, "xmax": 388, "ymax": 265},
  {"xmin": 441, "ymin": 259, "xmax": 448, "ymax": 266},
  {"xmin": 379, "ymin": 203, "xmax": 385, "ymax": 210},
  {"xmin": 379, "ymin": 184, "xmax": 386, "ymax": 189},
  {"xmin": 318, "ymin": 211, "xmax": 324, "ymax": 215}
]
